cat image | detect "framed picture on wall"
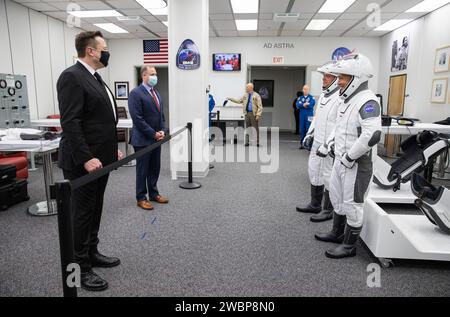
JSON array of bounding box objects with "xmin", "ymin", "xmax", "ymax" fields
[
  {"xmin": 431, "ymin": 78, "xmax": 448, "ymax": 104},
  {"xmin": 435, "ymin": 46, "xmax": 450, "ymax": 73},
  {"xmin": 391, "ymin": 34, "xmax": 409, "ymax": 72},
  {"xmin": 253, "ymin": 80, "xmax": 274, "ymax": 107},
  {"xmin": 114, "ymin": 81, "xmax": 129, "ymax": 100}
]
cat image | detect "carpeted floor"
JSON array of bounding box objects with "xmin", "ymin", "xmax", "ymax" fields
[{"xmin": 1, "ymin": 133, "xmax": 450, "ymax": 297}]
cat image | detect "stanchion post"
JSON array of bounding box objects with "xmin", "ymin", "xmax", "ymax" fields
[
  {"xmin": 180, "ymin": 122, "xmax": 202, "ymax": 189},
  {"xmin": 55, "ymin": 180, "xmax": 77, "ymax": 297}
]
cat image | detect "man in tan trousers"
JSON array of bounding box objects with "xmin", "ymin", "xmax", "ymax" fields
[{"xmin": 227, "ymin": 83, "xmax": 263, "ymax": 147}]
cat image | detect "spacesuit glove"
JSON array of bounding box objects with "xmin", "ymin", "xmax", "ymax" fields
[
  {"xmin": 328, "ymin": 140, "xmax": 335, "ymax": 159},
  {"xmin": 316, "ymin": 144, "xmax": 329, "ymax": 158},
  {"xmin": 341, "ymin": 153, "xmax": 355, "ymax": 169},
  {"xmin": 302, "ymin": 134, "xmax": 314, "ymax": 149}
]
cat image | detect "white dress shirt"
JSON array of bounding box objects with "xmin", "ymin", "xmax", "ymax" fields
[{"xmin": 77, "ymin": 59, "xmax": 116, "ymax": 120}]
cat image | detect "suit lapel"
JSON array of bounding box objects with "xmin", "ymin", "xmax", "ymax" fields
[
  {"xmin": 140, "ymin": 85, "xmax": 161, "ymax": 113},
  {"xmin": 76, "ymin": 62, "xmax": 116, "ymax": 121}
]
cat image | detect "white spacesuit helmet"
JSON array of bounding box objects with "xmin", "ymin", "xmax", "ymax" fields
[
  {"xmin": 316, "ymin": 61, "xmax": 339, "ymax": 94},
  {"xmin": 327, "ymin": 53, "xmax": 374, "ymax": 100}
]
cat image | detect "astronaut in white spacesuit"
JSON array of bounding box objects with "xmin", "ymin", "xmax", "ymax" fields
[
  {"xmin": 314, "ymin": 53, "xmax": 382, "ymax": 259},
  {"xmin": 296, "ymin": 61, "xmax": 341, "ymax": 223}
]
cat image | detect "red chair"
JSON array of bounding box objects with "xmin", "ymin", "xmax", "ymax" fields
[{"xmin": 0, "ymin": 152, "xmax": 29, "ymax": 179}]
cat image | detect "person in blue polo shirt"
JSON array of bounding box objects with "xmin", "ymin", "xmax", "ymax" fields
[{"xmin": 296, "ymin": 85, "xmax": 316, "ymax": 149}]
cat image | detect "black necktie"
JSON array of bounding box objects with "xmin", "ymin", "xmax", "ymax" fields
[{"xmin": 94, "ymin": 72, "xmax": 103, "ymax": 85}]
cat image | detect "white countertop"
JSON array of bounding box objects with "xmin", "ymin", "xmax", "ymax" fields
[
  {"xmin": 0, "ymin": 138, "xmax": 60, "ymax": 153},
  {"xmin": 31, "ymin": 118, "xmax": 133, "ymax": 129}
]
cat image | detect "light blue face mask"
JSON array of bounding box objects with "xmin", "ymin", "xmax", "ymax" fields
[{"xmin": 148, "ymin": 75, "xmax": 158, "ymax": 87}]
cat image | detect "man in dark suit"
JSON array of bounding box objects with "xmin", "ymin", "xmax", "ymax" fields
[
  {"xmin": 57, "ymin": 31, "xmax": 122, "ymax": 292},
  {"xmin": 128, "ymin": 66, "xmax": 169, "ymax": 210}
]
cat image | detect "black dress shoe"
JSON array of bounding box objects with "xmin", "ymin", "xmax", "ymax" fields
[
  {"xmin": 90, "ymin": 252, "xmax": 121, "ymax": 268},
  {"xmin": 81, "ymin": 270, "xmax": 108, "ymax": 292}
]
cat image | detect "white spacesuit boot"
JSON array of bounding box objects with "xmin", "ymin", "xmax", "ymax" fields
[{"xmin": 314, "ymin": 54, "xmax": 382, "ymax": 259}]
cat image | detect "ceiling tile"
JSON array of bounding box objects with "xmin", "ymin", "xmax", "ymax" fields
[
  {"xmin": 121, "ymin": 9, "xmax": 150, "ymax": 16},
  {"xmin": 145, "ymin": 21, "xmax": 167, "ymax": 32},
  {"xmin": 234, "ymin": 13, "xmax": 259, "ymax": 19},
  {"xmin": 314, "ymin": 13, "xmax": 341, "ymax": 19},
  {"xmin": 258, "ymin": 30, "xmax": 279, "ymax": 36},
  {"xmin": 283, "ymin": 20, "xmax": 308, "ymax": 31},
  {"xmin": 19, "ymin": 2, "xmax": 59, "ymax": 11},
  {"xmin": 258, "ymin": 20, "xmax": 281, "ymax": 31},
  {"xmin": 42, "ymin": 11, "xmax": 70, "ymax": 20},
  {"xmin": 217, "ymin": 30, "xmax": 238, "ymax": 37},
  {"xmin": 260, "ymin": 0, "xmax": 290, "ymax": 13},
  {"xmin": 281, "ymin": 29, "xmax": 301, "ymax": 36},
  {"xmin": 210, "ymin": 13, "xmax": 234, "ymax": 20},
  {"xmin": 327, "ymin": 19, "xmax": 359, "ymax": 30},
  {"xmin": 77, "ymin": 1, "xmax": 113, "ymax": 10},
  {"xmin": 301, "ymin": 30, "xmax": 323, "ymax": 37},
  {"xmin": 258, "ymin": 13, "xmax": 273, "ymax": 20},
  {"xmin": 382, "ymin": 0, "xmax": 424, "ymax": 13},
  {"xmin": 321, "ymin": 30, "xmax": 344, "ymax": 37},
  {"xmin": 339, "ymin": 12, "xmax": 368, "ymax": 20},
  {"xmin": 209, "ymin": 0, "xmax": 232, "ymax": 14},
  {"xmin": 290, "ymin": 0, "xmax": 325, "ymax": 14},
  {"xmin": 48, "ymin": 2, "xmax": 77, "ymax": 10},
  {"xmin": 346, "ymin": 0, "xmax": 387, "ymax": 13},
  {"xmin": 212, "ymin": 20, "xmax": 237, "ymax": 30},
  {"xmin": 106, "ymin": 0, "xmax": 143, "ymax": 9},
  {"xmin": 238, "ymin": 30, "xmax": 258, "ymax": 37}
]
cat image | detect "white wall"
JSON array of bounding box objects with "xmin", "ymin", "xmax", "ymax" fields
[
  {"xmin": 108, "ymin": 36, "xmax": 380, "ymax": 121},
  {"xmin": 209, "ymin": 36, "xmax": 381, "ymax": 129},
  {"xmin": 378, "ymin": 4, "xmax": 450, "ymax": 122},
  {"xmin": 0, "ymin": 0, "xmax": 108, "ymax": 120}
]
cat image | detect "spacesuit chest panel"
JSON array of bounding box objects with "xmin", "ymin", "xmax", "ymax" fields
[
  {"xmin": 315, "ymin": 91, "xmax": 340, "ymax": 144},
  {"xmin": 335, "ymin": 90, "xmax": 376, "ymax": 156}
]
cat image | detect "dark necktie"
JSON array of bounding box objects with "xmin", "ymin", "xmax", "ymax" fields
[
  {"xmin": 150, "ymin": 88, "xmax": 161, "ymax": 112},
  {"xmin": 94, "ymin": 72, "xmax": 103, "ymax": 85},
  {"xmin": 246, "ymin": 93, "xmax": 251, "ymax": 112},
  {"xmin": 94, "ymin": 72, "xmax": 116, "ymax": 119}
]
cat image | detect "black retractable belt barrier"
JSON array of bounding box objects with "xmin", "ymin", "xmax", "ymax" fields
[
  {"xmin": 55, "ymin": 180, "xmax": 77, "ymax": 297},
  {"xmin": 54, "ymin": 122, "xmax": 201, "ymax": 297},
  {"xmin": 179, "ymin": 122, "xmax": 202, "ymax": 189}
]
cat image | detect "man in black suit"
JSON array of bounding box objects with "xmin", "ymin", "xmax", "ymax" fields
[{"xmin": 57, "ymin": 31, "xmax": 123, "ymax": 292}]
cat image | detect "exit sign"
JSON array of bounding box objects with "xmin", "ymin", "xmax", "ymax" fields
[{"xmin": 272, "ymin": 56, "xmax": 284, "ymax": 64}]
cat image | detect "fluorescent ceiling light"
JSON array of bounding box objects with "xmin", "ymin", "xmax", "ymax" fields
[
  {"xmin": 135, "ymin": 0, "xmax": 167, "ymax": 9},
  {"xmin": 235, "ymin": 19, "xmax": 258, "ymax": 31},
  {"xmin": 319, "ymin": 0, "xmax": 356, "ymax": 13},
  {"xmin": 374, "ymin": 19, "xmax": 413, "ymax": 31},
  {"xmin": 406, "ymin": 0, "xmax": 449, "ymax": 12},
  {"xmin": 306, "ymin": 19, "xmax": 334, "ymax": 30},
  {"xmin": 68, "ymin": 10, "xmax": 122, "ymax": 18},
  {"xmin": 94, "ymin": 23, "xmax": 129, "ymax": 33},
  {"xmin": 231, "ymin": 0, "xmax": 259, "ymax": 14},
  {"xmin": 136, "ymin": 0, "xmax": 168, "ymax": 15}
]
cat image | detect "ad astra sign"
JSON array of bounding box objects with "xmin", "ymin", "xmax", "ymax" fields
[{"xmin": 263, "ymin": 42, "xmax": 295, "ymax": 49}]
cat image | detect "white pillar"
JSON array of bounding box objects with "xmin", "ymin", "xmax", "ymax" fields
[{"xmin": 168, "ymin": 0, "xmax": 210, "ymax": 179}]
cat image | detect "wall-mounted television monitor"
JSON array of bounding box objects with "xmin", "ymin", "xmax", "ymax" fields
[{"xmin": 213, "ymin": 53, "xmax": 241, "ymax": 71}]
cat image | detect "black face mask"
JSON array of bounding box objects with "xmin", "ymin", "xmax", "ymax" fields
[{"xmin": 99, "ymin": 50, "xmax": 110, "ymax": 67}]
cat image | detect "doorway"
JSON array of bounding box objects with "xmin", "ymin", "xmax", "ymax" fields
[
  {"xmin": 385, "ymin": 74, "xmax": 407, "ymax": 156},
  {"xmin": 248, "ymin": 66, "xmax": 306, "ymax": 132},
  {"xmin": 135, "ymin": 66, "xmax": 170, "ymax": 129}
]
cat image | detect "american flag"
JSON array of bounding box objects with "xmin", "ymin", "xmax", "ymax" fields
[{"xmin": 143, "ymin": 39, "xmax": 168, "ymax": 64}]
